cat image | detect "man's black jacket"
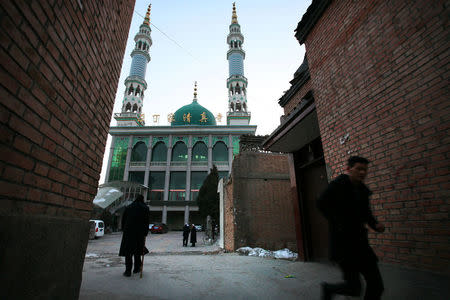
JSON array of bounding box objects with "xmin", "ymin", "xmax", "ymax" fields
[
  {"xmin": 119, "ymin": 200, "xmax": 150, "ymax": 256},
  {"xmin": 317, "ymin": 174, "xmax": 379, "ymax": 263}
]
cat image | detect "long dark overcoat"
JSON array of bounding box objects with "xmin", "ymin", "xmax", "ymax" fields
[
  {"xmin": 317, "ymin": 174, "xmax": 379, "ymax": 264},
  {"xmin": 183, "ymin": 224, "xmax": 190, "ymax": 239},
  {"xmin": 190, "ymin": 226, "xmax": 197, "ymax": 244},
  {"xmin": 119, "ymin": 200, "xmax": 150, "ymax": 256}
]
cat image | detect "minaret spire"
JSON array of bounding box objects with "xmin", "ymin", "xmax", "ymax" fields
[
  {"xmin": 143, "ymin": 4, "xmax": 151, "ymax": 25},
  {"xmin": 193, "ymin": 81, "xmax": 198, "ymax": 102},
  {"xmin": 226, "ymin": 3, "xmax": 250, "ymax": 125},
  {"xmin": 114, "ymin": 3, "xmax": 153, "ymax": 127},
  {"xmin": 231, "ymin": 2, "xmax": 238, "ymax": 24}
]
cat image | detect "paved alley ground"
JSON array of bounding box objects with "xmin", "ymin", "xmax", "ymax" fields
[{"xmin": 80, "ymin": 232, "xmax": 449, "ymax": 300}]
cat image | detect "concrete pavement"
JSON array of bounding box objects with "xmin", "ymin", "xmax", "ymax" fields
[
  {"xmin": 80, "ymin": 232, "xmax": 449, "ymax": 300},
  {"xmin": 85, "ymin": 231, "xmax": 221, "ymax": 256}
]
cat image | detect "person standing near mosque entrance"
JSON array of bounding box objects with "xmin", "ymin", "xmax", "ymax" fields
[
  {"xmin": 182, "ymin": 223, "xmax": 190, "ymax": 247},
  {"xmin": 119, "ymin": 194, "xmax": 150, "ymax": 277},
  {"xmin": 190, "ymin": 224, "xmax": 197, "ymax": 247}
]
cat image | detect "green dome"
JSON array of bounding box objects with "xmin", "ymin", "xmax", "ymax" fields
[{"xmin": 171, "ymin": 100, "xmax": 216, "ymax": 126}]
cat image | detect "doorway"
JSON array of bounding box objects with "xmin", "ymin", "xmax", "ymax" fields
[{"xmin": 294, "ymin": 138, "xmax": 329, "ymax": 261}]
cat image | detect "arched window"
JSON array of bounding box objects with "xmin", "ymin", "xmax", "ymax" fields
[
  {"xmin": 132, "ymin": 104, "xmax": 138, "ymax": 113},
  {"xmin": 125, "ymin": 102, "xmax": 131, "ymax": 112},
  {"xmin": 171, "ymin": 141, "xmax": 187, "ymax": 161},
  {"xmin": 128, "ymin": 85, "xmax": 134, "ymax": 95},
  {"xmin": 151, "ymin": 142, "xmax": 167, "ymax": 162},
  {"xmin": 131, "ymin": 141, "xmax": 147, "ymax": 161},
  {"xmin": 192, "ymin": 142, "xmax": 207, "ymax": 161},
  {"xmin": 212, "ymin": 141, "xmax": 228, "ymax": 162},
  {"xmin": 138, "ymin": 41, "xmax": 142, "ymax": 49},
  {"xmin": 135, "ymin": 86, "xmax": 141, "ymax": 96}
]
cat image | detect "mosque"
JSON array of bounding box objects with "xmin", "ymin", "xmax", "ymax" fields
[{"xmin": 103, "ymin": 3, "xmax": 256, "ymax": 228}]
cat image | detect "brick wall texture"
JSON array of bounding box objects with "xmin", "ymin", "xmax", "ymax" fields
[
  {"xmin": 224, "ymin": 177, "xmax": 235, "ymax": 251},
  {"xmin": 0, "ymin": 0, "xmax": 134, "ymax": 219},
  {"xmin": 302, "ymin": 0, "xmax": 449, "ymax": 272},
  {"xmin": 224, "ymin": 152, "xmax": 297, "ymax": 252}
]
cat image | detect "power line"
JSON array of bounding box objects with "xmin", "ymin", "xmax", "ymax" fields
[{"xmin": 134, "ymin": 10, "xmax": 199, "ymax": 62}]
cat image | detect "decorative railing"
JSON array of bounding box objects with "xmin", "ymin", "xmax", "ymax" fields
[
  {"xmin": 212, "ymin": 161, "xmax": 229, "ymax": 166},
  {"xmin": 226, "ymin": 111, "xmax": 251, "ymax": 117},
  {"xmin": 191, "ymin": 161, "xmax": 208, "ymax": 166},
  {"xmin": 170, "ymin": 161, "xmax": 188, "ymax": 166},
  {"xmin": 114, "ymin": 112, "xmax": 137, "ymax": 118},
  {"xmin": 130, "ymin": 161, "xmax": 146, "ymax": 167},
  {"xmin": 239, "ymin": 135, "xmax": 270, "ymax": 153},
  {"xmin": 150, "ymin": 161, "xmax": 167, "ymax": 166}
]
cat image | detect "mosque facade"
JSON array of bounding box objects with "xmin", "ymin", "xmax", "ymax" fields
[{"xmin": 104, "ymin": 4, "xmax": 256, "ymax": 228}]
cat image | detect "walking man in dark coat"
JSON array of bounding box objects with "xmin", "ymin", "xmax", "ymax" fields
[
  {"xmin": 318, "ymin": 156, "xmax": 385, "ymax": 300},
  {"xmin": 119, "ymin": 194, "xmax": 150, "ymax": 277},
  {"xmin": 190, "ymin": 224, "xmax": 197, "ymax": 247},
  {"xmin": 182, "ymin": 223, "xmax": 190, "ymax": 246}
]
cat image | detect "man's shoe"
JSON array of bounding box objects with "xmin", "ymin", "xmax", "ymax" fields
[
  {"xmin": 133, "ymin": 268, "xmax": 141, "ymax": 274},
  {"xmin": 123, "ymin": 271, "xmax": 131, "ymax": 277},
  {"xmin": 321, "ymin": 282, "xmax": 332, "ymax": 300}
]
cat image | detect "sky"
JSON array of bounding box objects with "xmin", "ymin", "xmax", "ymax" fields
[{"xmin": 99, "ymin": 0, "xmax": 311, "ymax": 184}]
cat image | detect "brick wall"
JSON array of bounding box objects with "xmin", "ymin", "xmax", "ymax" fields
[
  {"xmin": 303, "ymin": 0, "xmax": 449, "ymax": 272},
  {"xmin": 224, "ymin": 152, "xmax": 297, "ymax": 252},
  {"xmin": 0, "ymin": 0, "xmax": 135, "ymax": 298},
  {"xmin": 224, "ymin": 177, "xmax": 235, "ymax": 251}
]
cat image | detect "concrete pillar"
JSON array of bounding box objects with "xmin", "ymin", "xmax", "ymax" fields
[
  {"xmin": 123, "ymin": 135, "xmax": 133, "ymax": 181},
  {"xmin": 143, "ymin": 136, "xmax": 153, "ymax": 201},
  {"xmin": 163, "ymin": 135, "xmax": 172, "ymax": 201},
  {"xmin": 218, "ymin": 178, "xmax": 224, "ymax": 248},
  {"xmin": 162, "ymin": 135, "xmax": 172, "ymax": 225},
  {"xmin": 184, "ymin": 205, "xmax": 190, "ymax": 224},
  {"xmin": 184, "ymin": 135, "xmax": 192, "ymax": 223},
  {"xmin": 162, "ymin": 206, "xmax": 167, "ymax": 224},
  {"xmin": 186, "ymin": 146, "xmax": 192, "ymax": 201},
  {"xmin": 104, "ymin": 135, "xmax": 115, "ymax": 183},
  {"xmin": 208, "ymin": 134, "xmax": 213, "ymax": 173},
  {"xmin": 228, "ymin": 134, "xmax": 233, "ymax": 171}
]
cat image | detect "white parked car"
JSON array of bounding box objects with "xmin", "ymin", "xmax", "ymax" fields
[{"xmin": 90, "ymin": 220, "xmax": 104, "ymax": 238}]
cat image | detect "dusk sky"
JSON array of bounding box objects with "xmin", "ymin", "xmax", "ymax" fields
[{"xmin": 100, "ymin": 0, "xmax": 311, "ymax": 183}]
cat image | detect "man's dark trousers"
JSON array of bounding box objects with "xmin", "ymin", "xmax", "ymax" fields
[
  {"xmin": 326, "ymin": 256, "xmax": 384, "ymax": 300},
  {"xmin": 125, "ymin": 254, "xmax": 142, "ymax": 273}
]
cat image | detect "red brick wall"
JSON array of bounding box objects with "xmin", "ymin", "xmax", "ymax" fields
[
  {"xmin": 304, "ymin": 0, "xmax": 449, "ymax": 272},
  {"xmin": 0, "ymin": 1, "xmax": 135, "ymax": 297},
  {"xmin": 225, "ymin": 152, "xmax": 297, "ymax": 252},
  {"xmin": 224, "ymin": 177, "xmax": 235, "ymax": 252},
  {"xmin": 0, "ymin": 0, "xmax": 134, "ymax": 218}
]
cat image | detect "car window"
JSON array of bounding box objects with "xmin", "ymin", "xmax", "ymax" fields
[{"xmin": 98, "ymin": 222, "xmax": 104, "ymax": 228}]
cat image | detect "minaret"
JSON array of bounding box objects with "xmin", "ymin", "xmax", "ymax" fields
[
  {"xmin": 226, "ymin": 2, "xmax": 250, "ymax": 125},
  {"xmin": 115, "ymin": 4, "xmax": 153, "ymax": 127}
]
